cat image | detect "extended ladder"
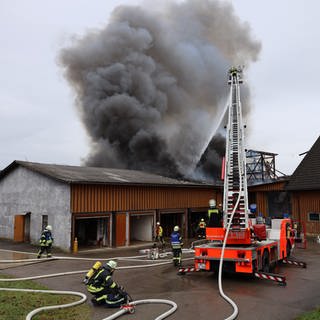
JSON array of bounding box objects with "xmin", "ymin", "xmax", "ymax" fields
[{"xmin": 223, "ymin": 67, "xmax": 249, "ymax": 230}]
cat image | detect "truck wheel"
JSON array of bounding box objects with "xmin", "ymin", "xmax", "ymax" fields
[{"xmin": 262, "ymin": 250, "xmax": 270, "ymax": 273}]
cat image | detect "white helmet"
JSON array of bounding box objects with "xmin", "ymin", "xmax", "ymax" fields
[
  {"xmin": 209, "ymin": 199, "xmax": 216, "ymax": 207},
  {"xmin": 174, "ymin": 226, "xmax": 179, "ymax": 232},
  {"xmin": 45, "ymin": 225, "xmax": 52, "ymax": 231},
  {"xmin": 201, "ymin": 218, "xmax": 204, "ymax": 222},
  {"xmin": 156, "ymin": 221, "xmax": 160, "ymax": 225},
  {"xmin": 105, "ymin": 260, "xmax": 117, "ymax": 270}
]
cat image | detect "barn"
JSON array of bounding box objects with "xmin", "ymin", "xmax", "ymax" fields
[
  {"xmin": 0, "ymin": 160, "xmax": 221, "ymax": 251},
  {"xmin": 247, "ymin": 178, "xmax": 291, "ymax": 219},
  {"xmin": 286, "ymin": 135, "xmax": 320, "ymax": 235},
  {"xmin": 246, "ymin": 136, "xmax": 320, "ymax": 237}
]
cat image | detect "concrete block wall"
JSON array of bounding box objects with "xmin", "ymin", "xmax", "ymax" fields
[{"xmin": 0, "ymin": 166, "xmax": 71, "ymax": 251}]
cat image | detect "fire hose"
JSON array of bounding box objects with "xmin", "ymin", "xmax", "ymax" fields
[
  {"xmin": 102, "ymin": 299, "xmax": 177, "ymax": 320},
  {"xmin": 0, "ymin": 251, "xmax": 178, "ymax": 319},
  {"xmin": 218, "ymin": 200, "xmax": 240, "ymax": 320},
  {"xmin": 217, "ymin": 153, "xmax": 243, "ymax": 320},
  {"xmin": 0, "ymin": 287, "xmax": 87, "ymax": 320}
]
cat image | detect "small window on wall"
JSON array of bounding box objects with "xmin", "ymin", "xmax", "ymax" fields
[
  {"xmin": 308, "ymin": 212, "xmax": 320, "ymax": 221},
  {"xmin": 42, "ymin": 215, "xmax": 48, "ymax": 229}
]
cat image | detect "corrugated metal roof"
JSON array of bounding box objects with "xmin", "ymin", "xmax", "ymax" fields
[
  {"xmin": 0, "ymin": 160, "xmax": 212, "ymax": 187},
  {"xmin": 286, "ymin": 135, "xmax": 320, "ymax": 191}
]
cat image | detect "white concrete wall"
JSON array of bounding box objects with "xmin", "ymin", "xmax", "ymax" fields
[
  {"xmin": 0, "ymin": 166, "xmax": 71, "ymax": 251},
  {"xmin": 130, "ymin": 215, "xmax": 153, "ymax": 241}
]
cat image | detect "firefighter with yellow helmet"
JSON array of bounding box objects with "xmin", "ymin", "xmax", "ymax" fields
[
  {"xmin": 197, "ymin": 218, "xmax": 206, "ymax": 239},
  {"xmin": 85, "ymin": 260, "xmax": 130, "ymax": 307},
  {"xmin": 155, "ymin": 221, "xmax": 165, "ymax": 247}
]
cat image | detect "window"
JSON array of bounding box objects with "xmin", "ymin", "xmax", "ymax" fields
[{"xmin": 308, "ymin": 212, "xmax": 320, "ymax": 221}]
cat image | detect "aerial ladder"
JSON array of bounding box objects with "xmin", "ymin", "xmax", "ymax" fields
[
  {"xmin": 179, "ymin": 67, "xmax": 306, "ymax": 285},
  {"xmin": 205, "ymin": 67, "xmax": 252, "ymax": 246},
  {"xmin": 223, "ymin": 67, "xmax": 249, "ymax": 235}
]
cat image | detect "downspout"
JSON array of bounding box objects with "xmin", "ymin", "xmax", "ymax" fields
[
  {"xmin": 111, "ymin": 212, "xmax": 116, "ymax": 248},
  {"xmin": 125, "ymin": 212, "xmax": 130, "ymax": 246}
]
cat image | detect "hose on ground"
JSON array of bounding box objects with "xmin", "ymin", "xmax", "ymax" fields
[
  {"xmin": 0, "ymin": 287, "xmax": 87, "ymax": 320},
  {"xmin": 102, "ymin": 299, "xmax": 177, "ymax": 320},
  {"xmin": 0, "ymin": 260, "xmax": 174, "ymax": 282},
  {"xmin": 0, "ymin": 251, "xmax": 179, "ymax": 320}
]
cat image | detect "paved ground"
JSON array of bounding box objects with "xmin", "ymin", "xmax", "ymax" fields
[{"xmin": 0, "ymin": 239, "xmax": 320, "ymax": 320}]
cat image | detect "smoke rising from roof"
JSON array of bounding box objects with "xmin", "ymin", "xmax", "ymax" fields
[{"xmin": 59, "ymin": 0, "xmax": 261, "ymax": 181}]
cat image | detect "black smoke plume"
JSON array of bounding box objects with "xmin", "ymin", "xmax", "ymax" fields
[{"xmin": 59, "ymin": 0, "xmax": 261, "ymax": 181}]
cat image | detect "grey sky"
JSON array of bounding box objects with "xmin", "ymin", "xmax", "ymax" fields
[{"xmin": 1, "ymin": 0, "xmax": 319, "ymax": 175}]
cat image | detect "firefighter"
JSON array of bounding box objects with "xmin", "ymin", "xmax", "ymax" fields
[
  {"xmin": 170, "ymin": 226, "xmax": 183, "ymax": 267},
  {"xmin": 229, "ymin": 66, "xmax": 238, "ymax": 76},
  {"xmin": 37, "ymin": 225, "xmax": 54, "ymax": 258},
  {"xmin": 86, "ymin": 260, "xmax": 129, "ymax": 307},
  {"xmin": 197, "ymin": 218, "xmax": 206, "ymax": 239},
  {"xmin": 207, "ymin": 199, "xmax": 223, "ymax": 227},
  {"xmin": 155, "ymin": 221, "xmax": 164, "ymax": 247}
]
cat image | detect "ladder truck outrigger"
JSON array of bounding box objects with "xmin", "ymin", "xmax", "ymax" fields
[{"xmin": 186, "ymin": 67, "xmax": 306, "ymax": 285}]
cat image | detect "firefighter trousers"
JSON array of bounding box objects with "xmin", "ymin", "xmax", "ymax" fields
[
  {"xmin": 172, "ymin": 248, "xmax": 182, "ymax": 266},
  {"xmin": 37, "ymin": 245, "xmax": 52, "ymax": 258}
]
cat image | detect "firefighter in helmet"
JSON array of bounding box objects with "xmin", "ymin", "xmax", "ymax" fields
[
  {"xmin": 37, "ymin": 225, "xmax": 54, "ymax": 258},
  {"xmin": 197, "ymin": 218, "xmax": 206, "ymax": 239},
  {"xmin": 170, "ymin": 226, "xmax": 183, "ymax": 267},
  {"xmin": 86, "ymin": 260, "xmax": 129, "ymax": 307},
  {"xmin": 155, "ymin": 221, "xmax": 164, "ymax": 247},
  {"xmin": 207, "ymin": 199, "xmax": 223, "ymax": 227}
]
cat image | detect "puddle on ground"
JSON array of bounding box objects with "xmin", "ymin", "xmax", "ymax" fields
[{"xmin": 0, "ymin": 250, "xmax": 37, "ymax": 270}]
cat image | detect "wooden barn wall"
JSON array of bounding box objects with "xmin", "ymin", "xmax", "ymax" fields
[
  {"xmin": 248, "ymin": 181, "xmax": 287, "ymax": 192},
  {"xmin": 71, "ymin": 184, "xmax": 219, "ymax": 213},
  {"xmin": 290, "ymin": 191, "xmax": 320, "ymax": 235},
  {"xmin": 255, "ymin": 192, "xmax": 268, "ymax": 216}
]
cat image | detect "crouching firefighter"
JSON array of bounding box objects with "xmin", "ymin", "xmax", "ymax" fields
[{"xmin": 85, "ymin": 260, "xmax": 130, "ymax": 307}]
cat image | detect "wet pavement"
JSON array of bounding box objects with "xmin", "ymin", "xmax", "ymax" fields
[{"xmin": 0, "ymin": 239, "xmax": 320, "ymax": 320}]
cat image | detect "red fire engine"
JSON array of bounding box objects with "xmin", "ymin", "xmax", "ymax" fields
[{"xmin": 182, "ymin": 67, "xmax": 305, "ymax": 285}]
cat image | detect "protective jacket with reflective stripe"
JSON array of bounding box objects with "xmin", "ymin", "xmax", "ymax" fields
[
  {"xmin": 208, "ymin": 208, "xmax": 223, "ymax": 227},
  {"xmin": 170, "ymin": 231, "xmax": 182, "ymax": 249},
  {"xmin": 208, "ymin": 208, "xmax": 219, "ymax": 219},
  {"xmin": 87, "ymin": 268, "xmax": 117, "ymax": 294},
  {"xmin": 39, "ymin": 230, "xmax": 53, "ymax": 246},
  {"xmin": 199, "ymin": 221, "xmax": 206, "ymax": 228},
  {"xmin": 156, "ymin": 225, "xmax": 163, "ymax": 237}
]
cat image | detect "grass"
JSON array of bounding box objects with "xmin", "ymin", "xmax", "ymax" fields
[
  {"xmin": 295, "ymin": 307, "xmax": 320, "ymax": 320},
  {"xmin": 0, "ymin": 275, "xmax": 91, "ymax": 320}
]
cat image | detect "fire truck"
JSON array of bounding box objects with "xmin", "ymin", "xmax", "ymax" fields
[{"xmin": 188, "ymin": 67, "xmax": 305, "ymax": 284}]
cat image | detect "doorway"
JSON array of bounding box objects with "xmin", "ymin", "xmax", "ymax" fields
[
  {"xmin": 75, "ymin": 216, "xmax": 110, "ymax": 248},
  {"xmin": 13, "ymin": 212, "xmax": 31, "ymax": 243},
  {"xmin": 160, "ymin": 211, "xmax": 184, "ymax": 238},
  {"xmin": 130, "ymin": 213, "xmax": 154, "ymax": 244}
]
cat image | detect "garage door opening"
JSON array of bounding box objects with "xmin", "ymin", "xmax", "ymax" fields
[
  {"xmin": 130, "ymin": 214, "xmax": 153, "ymax": 245},
  {"xmin": 160, "ymin": 212, "xmax": 184, "ymax": 238},
  {"xmin": 75, "ymin": 216, "xmax": 110, "ymax": 249},
  {"xmin": 189, "ymin": 211, "xmax": 207, "ymax": 238},
  {"xmin": 267, "ymin": 191, "xmax": 291, "ymax": 218}
]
